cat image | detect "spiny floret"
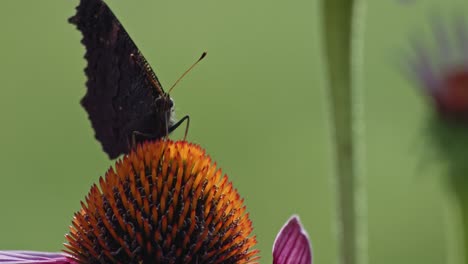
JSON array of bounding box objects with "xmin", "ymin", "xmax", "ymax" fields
[{"xmin": 64, "ymin": 140, "xmax": 259, "ymax": 264}]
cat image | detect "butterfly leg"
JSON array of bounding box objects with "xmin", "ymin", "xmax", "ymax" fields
[
  {"xmin": 130, "ymin": 131, "xmax": 156, "ymax": 148},
  {"xmin": 126, "ymin": 115, "xmax": 190, "ymax": 150},
  {"xmin": 169, "ymin": 115, "xmax": 190, "ymax": 141}
]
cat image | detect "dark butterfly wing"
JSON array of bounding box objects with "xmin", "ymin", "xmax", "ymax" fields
[{"xmin": 69, "ymin": 0, "xmax": 166, "ymax": 159}]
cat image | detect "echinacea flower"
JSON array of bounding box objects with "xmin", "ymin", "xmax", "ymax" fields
[
  {"xmin": 2, "ymin": 140, "xmax": 313, "ymax": 264},
  {"xmin": 408, "ymin": 17, "xmax": 468, "ymax": 121},
  {"xmin": 273, "ymin": 216, "xmax": 312, "ymax": 264},
  {"xmin": 405, "ymin": 15, "xmax": 468, "ymax": 264},
  {"xmin": 64, "ymin": 140, "xmax": 259, "ymax": 264}
]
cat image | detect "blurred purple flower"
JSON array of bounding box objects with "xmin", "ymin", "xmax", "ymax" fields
[
  {"xmin": 273, "ymin": 215, "xmax": 312, "ymax": 264},
  {"xmin": 408, "ymin": 16, "xmax": 468, "ymax": 121},
  {"xmin": 0, "ymin": 251, "xmax": 74, "ymax": 264}
]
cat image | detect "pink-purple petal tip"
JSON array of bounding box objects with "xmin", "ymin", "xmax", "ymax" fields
[
  {"xmin": 273, "ymin": 215, "xmax": 312, "ymax": 264},
  {"xmin": 0, "ymin": 251, "xmax": 75, "ymax": 264}
]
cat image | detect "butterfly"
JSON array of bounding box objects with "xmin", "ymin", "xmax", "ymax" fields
[{"xmin": 69, "ymin": 0, "xmax": 203, "ymax": 159}]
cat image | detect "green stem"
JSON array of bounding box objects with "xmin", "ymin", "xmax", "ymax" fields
[
  {"xmin": 460, "ymin": 197, "xmax": 468, "ymax": 264},
  {"xmin": 321, "ymin": 0, "xmax": 367, "ymax": 264},
  {"xmin": 451, "ymin": 179, "xmax": 468, "ymax": 264},
  {"xmin": 430, "ymin": 118, "xmax": 468, "ymax": 263}
]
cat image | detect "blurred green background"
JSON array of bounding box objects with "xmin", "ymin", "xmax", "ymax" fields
[{"xmin": 1, "ymin": 0, "xmax": 468, "ymax": 263}]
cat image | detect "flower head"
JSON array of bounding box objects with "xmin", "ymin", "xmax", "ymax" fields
[
  {"xmin": 408, "ymin": 17, "xmax": 468, "ymax": 121},
  {"xmin": 64, "ymin": 140, "xmax": 259, "ymax": 264},
  {"xmin": 272, "ymin": 216, "xmax": 312, "ymax": 264}
]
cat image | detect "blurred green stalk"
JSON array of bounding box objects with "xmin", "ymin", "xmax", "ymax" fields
[
  {"xmin": 321, "ymin": 0, "xmax": 367, "ymax": 264},
  {"xmin": 459, "ymin": 191, "xmax": 468, "ymax": 264},
  {"xmin": 428, "ymin": 119, "xmax": 468, "ymax": 264},
  {"xmin": 451, "ymin": 175, "xmax": 468, "ymax": 264}
]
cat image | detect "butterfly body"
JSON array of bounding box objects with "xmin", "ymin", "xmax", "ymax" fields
[{"xmin": 70, "ymin": 0, "xmax": 177, "ymax": 159}]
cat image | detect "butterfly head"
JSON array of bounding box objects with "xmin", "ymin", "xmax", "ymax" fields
[
  {"xmin": 154, "ymin": 93, "xmax": 173, "ymax": 109},
  {"xmin": 154, "ymin": 93, "xmax": 175, "ymax": 123}
]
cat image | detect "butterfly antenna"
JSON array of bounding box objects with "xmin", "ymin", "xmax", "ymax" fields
[{"xmin": 167, "ymin": 52, "xmax": 207, "ymax": 94}]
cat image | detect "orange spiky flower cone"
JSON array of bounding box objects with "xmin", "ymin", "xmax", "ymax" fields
[{"xmin": 64, "ymin": 140, "xmax": 259, "ymax": 264}]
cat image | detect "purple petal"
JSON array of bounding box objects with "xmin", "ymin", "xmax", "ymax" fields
[
  {"xmin": 273, "ymin": 215, "xmax": 312, "ymax": 264},
  {"xmin": 431, "ymin": 14, "xmax": 452, "ymax": 62},
  {"xmin": 0, "ymin": 251, "xmax": 75, "ymax": 264},
  {"xmin": 408, "ymin": 37, "xmax": 440, "ymax": 92},
  {"xmin": 454, "ymin": 15, "xmax": 468, "ymax": 63}
]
